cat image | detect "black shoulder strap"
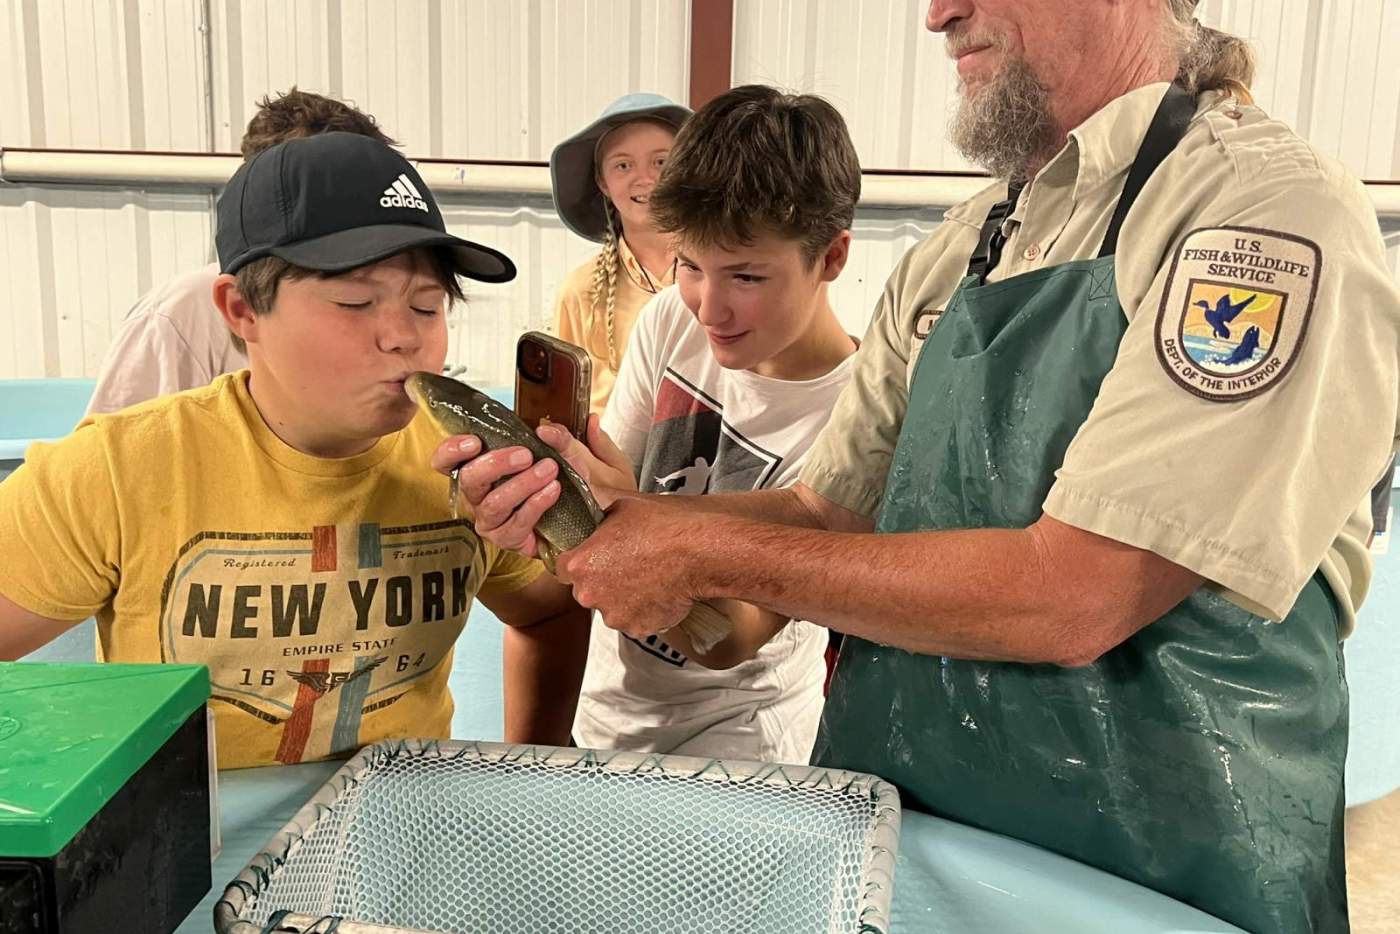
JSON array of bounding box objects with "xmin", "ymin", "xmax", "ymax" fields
[
  {"xmin": 965, "ymin": 181, "xmax": 1024, "ymax": 285},
  {"xmin": 1098, "ymin": 83, "xmax": 1197, "ymax": 258}
]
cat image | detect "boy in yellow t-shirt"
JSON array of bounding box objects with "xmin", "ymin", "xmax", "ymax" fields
[{"xmin": 0, "ymin": 133, "xmax": 591, "ymax": 769}]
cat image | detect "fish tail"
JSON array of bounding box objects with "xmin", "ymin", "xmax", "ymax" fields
[{"xmin": 680, "ymin": 602, "xmax": 734, "ymax": 655}]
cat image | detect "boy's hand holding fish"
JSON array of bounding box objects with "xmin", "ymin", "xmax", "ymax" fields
[
  {"xmin": 409, "ymin": 372, "xmax": 732, "ymax": 653},
  {"xmin": 430, "ymin": 412, "xmax": 637, "ymax": 559}
]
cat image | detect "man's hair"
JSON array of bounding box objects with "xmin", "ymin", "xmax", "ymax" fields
[
  {"xmin": 1163, "ymin": 1, "xmax": 1256, "ymax": 100},
  {"xmin": 240, "ymin": 87, "xmax": 396, "ymax": 158},
  {"xmin": 648, "ymin": 85, "xmax": 861, "ymax": 264},
  {"xmin": 232, "ymin": 248, "xmax": 464, "ymax": 345}
]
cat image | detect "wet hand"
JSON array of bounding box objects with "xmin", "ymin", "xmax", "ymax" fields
[
  {"xmin": 429, "ymin": 434, "xmax": 558, "ymax": 557},
  {"xmin": 554, "ymin": 496, "xmax": 699, "ymax": 639},
  {"xmin": 536, "ymin": 415, "xmax": 638, "ymax": 504},
  {"xmin": 427, "ymin": 415, "xmax": 636, "ymax": 559}
]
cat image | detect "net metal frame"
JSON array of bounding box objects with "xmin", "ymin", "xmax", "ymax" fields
[{"xmin": 215, "ymin": 739, "xmax": 901, "ymax": 934}]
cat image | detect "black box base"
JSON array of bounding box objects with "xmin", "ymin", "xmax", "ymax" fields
[{"xmin": 0, "ymin": 709, "xmax": 211, "ymax": 934}]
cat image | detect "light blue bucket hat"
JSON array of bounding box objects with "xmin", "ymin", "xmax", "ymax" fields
[{"xmin": 550, "ymin": 93, "xmax": 691, "ymax": 243}]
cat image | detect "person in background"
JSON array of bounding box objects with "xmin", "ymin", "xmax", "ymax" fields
[
  {"xmin": 86, "ymin": 87, "xmax": 396, "ymax": 415},
  {"xmin": 550, "ymin": 94, "xmax": 690, "ymax": 413}
]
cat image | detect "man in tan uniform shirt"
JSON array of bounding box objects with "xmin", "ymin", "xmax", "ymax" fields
[
  {"xmin": 444, "ymin": 2, "xmax": 1398, "ymax": 930},
  {"xmin": 806, "ymin": 84, "xmax": 1395, "ymax": 635}
]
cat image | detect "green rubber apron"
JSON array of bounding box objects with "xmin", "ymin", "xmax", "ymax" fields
[{"xmin": 815, "ymin": 86, "xmax": 1349, "ymax": 933}]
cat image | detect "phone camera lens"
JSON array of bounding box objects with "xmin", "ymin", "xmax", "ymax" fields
[{"xmin": 521, "ymin": 341, "xmax": 549, "ymax": 382}]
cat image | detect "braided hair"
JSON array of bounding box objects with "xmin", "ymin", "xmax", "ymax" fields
[{"xmin": 587, "ymin": 199, "xmax": 623, "ymax": 369}]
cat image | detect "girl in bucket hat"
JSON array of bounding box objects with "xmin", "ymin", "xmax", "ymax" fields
[{"xmin": 550, "ymin": 94, "xmax": 690, "ymax": 412}]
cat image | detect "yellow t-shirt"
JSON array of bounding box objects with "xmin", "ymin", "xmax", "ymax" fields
[
  {"xmin": 554, "ymin": 236, "xmax": 676, "ymax": 413},
  {"xmin": 0, "ymin": 372, "xmax": 543, "ymax": 768}
]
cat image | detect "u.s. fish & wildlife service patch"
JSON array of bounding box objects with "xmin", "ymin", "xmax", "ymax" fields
[{"xmin": 1155, "ymin": 226, "xmax": 1320, "ymax": 401}]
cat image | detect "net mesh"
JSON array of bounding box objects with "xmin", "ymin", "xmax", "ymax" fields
[{"xmin": 216, "ymin": 740, "xmax": 900, "ymax": 934}]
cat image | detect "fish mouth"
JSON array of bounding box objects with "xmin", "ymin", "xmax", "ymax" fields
[{"xmin": 402, "ymin": 372, "xmax": 427, "ymax": 405}]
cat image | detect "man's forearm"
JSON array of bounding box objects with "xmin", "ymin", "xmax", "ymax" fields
[
  {"xmin": 648, "ymin": 484, "xmax": 867, "ymax": 532},
  {"xmin": 502, "ymin": 606, "xmax": 591, "ymax": 745},
  {"xmin": 685, "ymin": 515, "xmax": 1199, "ymax": 667}
]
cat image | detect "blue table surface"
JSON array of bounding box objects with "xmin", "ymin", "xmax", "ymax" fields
[
  {"xmin": 24, "ymin": 615, "xmax": 1239, "ymax": 933},
  {"xmin": 185, "ymin": 758, "xmax": 1241, "ymax": 934},
  {"xmin": 0, "ymin": 379, "xmax": 1308, "ymax": 931},
  {"xmin": 154, "ymin": 614, "xmax": 1233, "ymax": 934}
]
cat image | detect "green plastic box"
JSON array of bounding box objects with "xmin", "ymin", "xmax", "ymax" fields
[{"xmin": 0, "ymin": 662, "xmax": 212, "ymax": 933}]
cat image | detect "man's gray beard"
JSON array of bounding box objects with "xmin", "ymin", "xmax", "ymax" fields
[{"xmin": 950, "ymin": 59, "xmax": 1058, "ymax": 182}]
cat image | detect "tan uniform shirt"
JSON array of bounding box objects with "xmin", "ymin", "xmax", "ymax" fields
[
  {"xmin": 554, "ymin": 236, "xmax": 676, "ymax": 413},
  {"xmin": 801, "ymin": 83, "xmax": 1400, "ymax": 634},
  {"xmin": 87, "ymin": 263, "xmax": 248, "ymax": 415}
]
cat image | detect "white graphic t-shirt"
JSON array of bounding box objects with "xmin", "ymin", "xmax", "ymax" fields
[{"xmin": 573, "ymin": 286, "xmax": 855, "ymax": 763}]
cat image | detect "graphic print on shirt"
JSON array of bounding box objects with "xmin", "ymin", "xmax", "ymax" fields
[
  {"xmin": 638, "ymin": 370, "xmax": 783, "ymax": 495},
  {"xmin": 158, "ymin": 519, "xmax": 485, "ymax": 763},
  {"xmin": 626, "ymin": 369, "xmax": 783, "ymax": 665}
]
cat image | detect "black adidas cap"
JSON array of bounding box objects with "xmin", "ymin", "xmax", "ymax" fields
[{"xmin": 215, "ymin": 131, "xmax": 515, "ymax": 283}]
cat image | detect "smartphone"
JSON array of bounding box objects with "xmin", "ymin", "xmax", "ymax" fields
[{"xmin": 514, "ymin": 331, "xmax": 592, "ymax": 440}]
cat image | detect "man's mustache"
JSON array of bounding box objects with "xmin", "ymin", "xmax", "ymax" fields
[{"xmin": 945, "ymin": 27, "xmax": 1007, "ymax": 59}]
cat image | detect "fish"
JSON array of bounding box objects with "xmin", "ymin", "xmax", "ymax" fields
[
  {"xmin": 1217, "ymin": 324, "xmax": 1261, "ymax": 366},
  {"xmin": 405, "ymin": 371, "xmax": 733, "ymax": 654}
]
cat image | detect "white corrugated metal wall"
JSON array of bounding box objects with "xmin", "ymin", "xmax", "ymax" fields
[
  {"xmin": 1, "ymin": 0, "xmax": 1398, "ymax": 384},
  {"xmin": 0, "ymin": 0, "xmax": 695, "ymax": 386}
]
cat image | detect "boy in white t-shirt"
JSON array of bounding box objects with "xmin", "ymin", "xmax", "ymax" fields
[{"xmin": 435, "ymin": 85, "xmax": 864, "ymax": 762}]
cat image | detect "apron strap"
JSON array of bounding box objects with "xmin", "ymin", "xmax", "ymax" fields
[
  {"xmin": 965, "ymin": 181, "xmax": 1024, "ymax": 286},
  {"xmin": 965, "ymin": 84, "xmax": 1199, "ymax": 283},
  {"xmin": 1097, "ymin": 83, "xmax": 1198, "ymax": 258}
]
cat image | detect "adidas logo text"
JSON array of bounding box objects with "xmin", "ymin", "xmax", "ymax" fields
[{"xmin": 380, "ymin": 173, "xmax": 429, "ymax": 212}]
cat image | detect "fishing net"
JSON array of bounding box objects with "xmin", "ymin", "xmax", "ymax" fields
[{"xmin": 215, "ymin": 739, "xmax": 900, "ymax": 934}]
